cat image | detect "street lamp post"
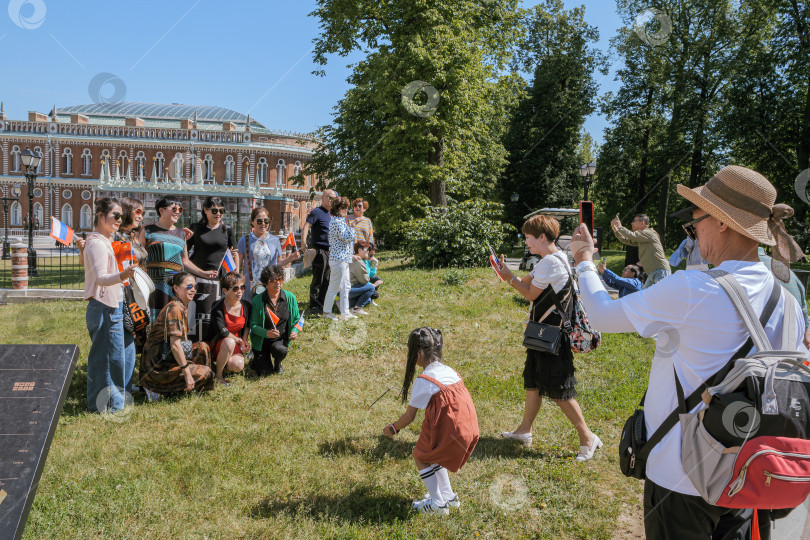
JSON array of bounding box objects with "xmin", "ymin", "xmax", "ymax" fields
[
  {"xmin": 578, "ymin": 161, "xmax": 596, "ymax": 201},
  {"xmin": 20, "ymin": 147, "xmax": 42, "ymax": 277},
  {"xmin": 0, "ymin": 193, "xmax": 19, "ymax": 260}
]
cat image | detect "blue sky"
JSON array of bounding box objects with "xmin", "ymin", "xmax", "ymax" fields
[{"xmin": 0, "ymin": 0, "xmax": 623, "ymax": 142}]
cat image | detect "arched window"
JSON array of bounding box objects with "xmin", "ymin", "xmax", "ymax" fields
[
  {"xmin": 62, "ymin": 148, "xmax": 73, "ymax": 175},
  {"xmin": 80, "ymin": 204, "xmax": 92, "ymax": 229},
  {"xmin": 294, "ymin": 160, "xmax": 302, "ymax": 177},
  {"xmin": 118, "ymin": 150, "xmax": 128, "ymax": 176},
  {"xmin": 225, "ymin": 155, "xmax": 234, "ymax": 182},
  {"xmin": 257, "ymin": 158, "xmax": 268, "ymax": 184},
  {"xmin": 81, "ymin": 149, "xmax": 92, "ymax": 175},
  {"xmin": 61, "ymin": 204, "xmax": 73, "ymax": 228},
  {"xmin": 11, "ymin": 145, "xmax": 20, "ymax": 172},
  {"xmin": 172, "ymin": 153, "xmax": 184, "ymax": 181},
  {"xmin": 155, "ymin": 152, "xmax": 165, "ymax": 178},
  {"xmin": 276, "ymin": 159, "xmax": 286, "ymax": 187},
  {"xmin": 33, "ymin": 202, "xmax": 43, "ymax": 228},
  {"xmin": 34, "ymin": 146, "xmax": 44, "ymax": 175},
  {"xmin": 242, "ymin": 159, "xmax": 251, "ymax": 184},
  {"xmin": 10, "ymin": 201, "xmax": 22, "ymax": 226},
  {"xmin": 203, "ymin": 154, "xmax": 214, "ymax": 181},
  {"xmin": 135, "ymin": 151, "xmax": 146, "ymax": 179}
]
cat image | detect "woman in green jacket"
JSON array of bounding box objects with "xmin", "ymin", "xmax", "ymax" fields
[{"xmin": 249, "ymin": 264, "xmax": 300, "ymax": 375}]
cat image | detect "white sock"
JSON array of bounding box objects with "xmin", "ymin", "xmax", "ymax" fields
[
  {"xmin": 419, "ymin": 465, "xmax": 445, "ymax": 506},
  {"xmin": 434, "ymin": 466, "xmax": 456, "ymax": 501}
]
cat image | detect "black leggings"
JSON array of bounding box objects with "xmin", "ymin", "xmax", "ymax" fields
[{"xmin": 252, "ymin": 340, "xmax": 287, "ymax": 376}]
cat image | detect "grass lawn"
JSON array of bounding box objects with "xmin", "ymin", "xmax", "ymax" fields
[{"xmin": 4, "ymin": 253, "xmax": 657, "ymax": 539}]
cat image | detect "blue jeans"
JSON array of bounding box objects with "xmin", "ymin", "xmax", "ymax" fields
[
  {"xmin": 86, "ymin": 299, "xmax": 126, "ymax": 412},
  {"xmin": 124, "ymin": 329, "xmax": 135, "ymax": 393},
  {"xmin": 643, "ymin": 268, "xmax": 671, "ymax": 289},
  {"xmin": 349, "ymin": 282, "xmax": 376, "ymax": 309}
]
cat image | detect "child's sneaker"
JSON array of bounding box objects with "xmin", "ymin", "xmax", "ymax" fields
[
  {"xmin": 411, "ymin": 497, "xmax": 449, "ymax": 515},
  {"xmin": 424, "ymin": 493, "xmax": 460, "ymax": 508},
  {"xmin": 370, "ymin": 300, "xmax": 379, "ymax": 307}
]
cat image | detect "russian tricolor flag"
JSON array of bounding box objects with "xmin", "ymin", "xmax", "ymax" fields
[
  {"xmin": 294, "ymin": 316, "xmax": 305, "ymax": 332},
  {"xmin": 50, "ymin": 216, "xmax": 74, "ymax": 246},
  {"xmin": 221, "ymin": 250, "xmax": 237, "ymax": 273}
]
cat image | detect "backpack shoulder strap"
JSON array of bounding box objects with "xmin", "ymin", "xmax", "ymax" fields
[{"xmin": 707, "ymin": 269, "xmax": 774, "ymax": 353}]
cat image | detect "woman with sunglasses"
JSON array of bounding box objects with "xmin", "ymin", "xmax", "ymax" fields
[
  {"xmin": 351, "ymin": 198, "xmax": 374, "ymax": 244},
  {"xmin": 237, "ymin": 207, "xmax": 300, "ymax": 297},
  {"xmin": 249, "ymin": 265, "xmax": 301, "ymax": 376},
  {"xmin": 140, "ymin": 272, "xmax": 214, "ymax": 396},
  {"xmin": 139, "ymin": 196, "xmax": 217, "ymax": 322},
  {"xmin": 205, "ymin": 272, "xmax": 252, "ymax": 385},
  {"xmin": 187, "ymin": 196, "xmax": 237, "ymax": 339},
  {"xmin": 83, "ymin": 197, "xmax": 138, "ymax": 413}
]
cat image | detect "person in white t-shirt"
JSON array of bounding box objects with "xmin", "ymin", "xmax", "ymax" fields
[
  {"xmin": 569, "ymin": 165, "xmax": 808, "ymax": 539},
  {"xmin": 494, "ymin": 214, "xmax": 601, "ymax": 461},
  {"xmin": 382, "ymin": 327, "xmax": 479, "ymax": 516}
]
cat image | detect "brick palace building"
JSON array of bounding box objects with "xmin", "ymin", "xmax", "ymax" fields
[{"xmin": 0, "ymin": 101, "xmax": 327, "ymax": 239}]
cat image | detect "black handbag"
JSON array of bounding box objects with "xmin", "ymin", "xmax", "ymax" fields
[
  {"xmin": 521, "ymin": 286, "xmax": 570, "ymax": 354},
  {"xmin": 619, "ymin": 396, "xmax": 648, "ymax": 479},
  {"xmin": 122, "ymin": 284, "xmax": 149, "ymax": 334},
  {"xmin": 157, "ymin": 307, "xmax": 192, "ymax": 365}
]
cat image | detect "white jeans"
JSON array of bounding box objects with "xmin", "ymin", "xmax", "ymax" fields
[{"xmin": 324, "ymin": 260, "xmax": 351, "ymax": 316}]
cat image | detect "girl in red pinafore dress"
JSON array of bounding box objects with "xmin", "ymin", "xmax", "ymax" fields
[{"xmin": 383, "ymin": 327, "xmax": 479, "ymax": 515}]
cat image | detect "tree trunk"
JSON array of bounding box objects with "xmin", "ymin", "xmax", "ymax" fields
[
  {"xmin": 429, "ymin": 136, "xmax": 447, "ymax": 207},
  {"xmin": 657, "ymin": 172, "xmax": 672, "ymax": 246},
  {"xmin": 688, "ymin": 88, "xmax": 708, "ymax": 188}
]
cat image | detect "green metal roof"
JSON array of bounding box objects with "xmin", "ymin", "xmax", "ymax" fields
[{"xmin": 55, "ymin": 102, "xmax": 266, "ymax": 128}]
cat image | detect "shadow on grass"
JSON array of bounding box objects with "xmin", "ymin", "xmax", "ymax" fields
[
  {"xmin": 250, "ymin": 485, "xmax": 410, "ymax": 524},
  {"xmin": 318, "ymin": 435, "xmax": 573, "ymax": 463}
]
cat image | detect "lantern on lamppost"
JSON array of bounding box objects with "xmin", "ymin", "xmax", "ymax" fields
[
  {"xmin": 578, "ymin": 161, "xmax": 596, "ymax": 201},
  {"xmin": 19, "ymin": 147, "xmax": 43, "ymax": 276}
]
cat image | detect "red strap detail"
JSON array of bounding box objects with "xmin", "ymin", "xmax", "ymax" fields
[
  {"xmin": 417, "ymin": 373, "xmax": 445, "ymax": 389},
  {"xmin": 752, "ymin": 509, "xmax": 760, "ymax": 540}
]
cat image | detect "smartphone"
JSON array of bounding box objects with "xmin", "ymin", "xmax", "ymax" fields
[
  {"xmin": 579, "ymin": 201, "xmax": 594, "ymax": 236},
  {"xmin": 601, "ymin": 257, "xmax": 607, "ymax": 265},
  {"xmin": 488, "ymin": 244, "xmax": 501, "ymax": 268}
]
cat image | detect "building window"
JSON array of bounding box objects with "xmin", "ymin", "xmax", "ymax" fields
[
  {"xmin": 34, "ymin": 146, "xmax": 44, "ymax": 175},
  {"xmin": 81, "ymin": 149, "xmax": 92, "ymax": 175},
  {"xmin": 81, "ymin": 190, "xmax": 92, "ymax": 200},
  {"xmin": 155, "ymin": 152, "xmax": 165, "ymax": 178},
  {"xmin": 118, "ymin": 151, "xmax": 129, "ymax": 175},
  {"xmin": 172, "ymin": 153, "xmax": 184, "ymax": 181},
  {"xmin": 242, "ymin": 159, "xmax": 250, "ymax": 183},
  {"xmin": 61, "ymin": 204, "xmax": 73, "ymax": 228},
  {"xmin": 11, "ymin": 145, "xmax": 20, "ymax": 172},
  {"xmin": 294, "ymin": 161, "xmax": 302, "ymax": 177},
  {"xmin": 257, "ymin": 158, "xmax": 268, "ymax": 184},
  {"xmin": 276, "ymin": 159, "xmax": 286, "ymax": 187},
  {"xmin": 62, "ymin": 148, "xmax": 73, "ymax": 175},
  {"xmin": 10, "ymin": 201, "xmax": 22, "ymax": 226},
  {"xmin": 225, "ymin": 155, "xmax": 234, "ymax": 182},
  {"xmin": 135, "ymin": 151, "xmax": 146, "ymax": 179},
  {"xmin": 203, "ymin": 154, "xmax": 214, "ymax": 181},
  {"xmin": 33, "ymin": 202, "xmax": 43, "ymax": 228},
  {"xmin": 80, "ymin": 204, "xmax": 92, "ymax": 229}
]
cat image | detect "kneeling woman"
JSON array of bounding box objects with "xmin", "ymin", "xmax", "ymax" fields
[
  {"xmin": 249, "ymin": 265, "xmax": 301, "ymax": 375},
  {"xmin": 140, "ymin": 272, "xmax": 215, "ymax": 395},
  {"xmin": 206, "ymin": 272, "xmax": 252, "ymax": 385}
]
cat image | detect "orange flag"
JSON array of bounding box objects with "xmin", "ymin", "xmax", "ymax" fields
[
  {"xmin": 266, "ymin": 307, "xmax": 280, "ymax": 328},
  {"xmin": 281, "ymin": 232, "xmax": 296, "ymax": 249}
]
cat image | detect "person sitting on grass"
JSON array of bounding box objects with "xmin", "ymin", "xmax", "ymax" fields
[
  {"xmin": 205, "ymin": 272, "xmax": 252, "ymax": 386},
  {"xmin": 383, "ymin": 327, "xmax": 480, "ymax": 516},
  {"xmin": 249, "ymin": 265, "xmax": 301, "ymax": 376},
  {"xmin": 348, "ymin": 241, "xmax": 375, "ymax": 315},
  {"xmin": 139, "ymin": 272, "xmax": 215, "ymax": 397},
  {"xmin": 597, "ymin": 261, "xmax": 642, "ymax": 298},
  {"xmin": 367, "ymin": 242, "xmax": 383, "ymax": 304}
]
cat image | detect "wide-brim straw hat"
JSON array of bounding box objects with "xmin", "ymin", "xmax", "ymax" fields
[{"xmin": 676, "ymin": 165, "xmax": 776, "ymax": 246}]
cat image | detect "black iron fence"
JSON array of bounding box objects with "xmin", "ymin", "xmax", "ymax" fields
[{"xmin": 0, "ymin": 244, "xmax": 84, "ymax": 289}]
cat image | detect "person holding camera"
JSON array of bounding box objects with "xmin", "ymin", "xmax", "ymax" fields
[
  {"xmin": 611, "ymin": 213, "xmax": 671, "ymax": 289},
  {"xmin": 571, "ymin": 165, "xmax": 807, "ymax": 538}
]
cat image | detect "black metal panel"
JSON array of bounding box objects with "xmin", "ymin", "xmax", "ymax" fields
[{"xmin": 0, "ymin": 345, "xmax": 78, "ymax": 540}]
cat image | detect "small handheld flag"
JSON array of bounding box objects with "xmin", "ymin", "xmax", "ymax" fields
[
  {"xmin": 221, "ymin": 250, "xmax": 236, "ymax": 273},
  {"xmin": 294, "ymin": 316, "xmax": 305, "ymax": 332},
  {"xmin": 265, "ymin": 307, "xmax": 280, "ymax": 330},
  {"xmin": 50, "ymin": 216, "xmax": 74, "ymax": 246},
  {"xmin": 488, "ymin": 244, "xmax": 505, "ymax": 281},
  {"xmin": 282, "ymin": 232, "xmax": 296, "ymax": 250}
]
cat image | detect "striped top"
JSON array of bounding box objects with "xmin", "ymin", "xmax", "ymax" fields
[{"xmin": 353, "ymin": 217, "xmax": 374, "ymax": 244}]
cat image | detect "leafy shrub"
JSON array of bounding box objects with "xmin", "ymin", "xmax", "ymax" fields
[
  {"xmin": 443, "ymin": 268, "xmax": 471, "ymax": 286},
  {"xmin": 404, "ymin": 200, "xmax": 515, "ymax": 268}
]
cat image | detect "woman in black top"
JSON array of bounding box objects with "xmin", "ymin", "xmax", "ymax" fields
[
  {"xmin": 187, "ymin": 196, "xmax": 236, "ymax": 340},
  {"xmin": 205, "ymin": 272, "xmax": 252, "ymax": 385}
]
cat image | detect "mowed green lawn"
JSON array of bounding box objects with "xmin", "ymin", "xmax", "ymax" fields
[{"xmin": 2, "ymin": 253, "xmax": 656, "ymax": 539}]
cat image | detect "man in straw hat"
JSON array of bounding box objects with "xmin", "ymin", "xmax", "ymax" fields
[{"xmin": 568, "ymin": 165, "xmax": 808, "ymax": 538}]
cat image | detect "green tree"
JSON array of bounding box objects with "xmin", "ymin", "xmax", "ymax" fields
[
  {"xmin": 501, "ymin": 0, "xmax": 606, "ymax": 227},
  {"xmin": 304, "ymin": 0, "xmax": 521, "ymax": 241}
]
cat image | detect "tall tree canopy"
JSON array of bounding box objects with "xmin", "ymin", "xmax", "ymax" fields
[{"xmin": 305, "ymin": 0, "xmax": 522, "ymax": 239}]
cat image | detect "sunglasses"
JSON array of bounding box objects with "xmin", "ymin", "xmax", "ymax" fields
[
  {"xmin": 255, "ymin": 219, "xmax": 271, "ymax": 225},
  {"xmin": 184, "ymin": 283, "xmax": 197, "ymax": 291},
  {"xmin": 682, "ymin": 214, "xmax": 711, "ymax": 240},
  {"xmin": 209, "ymin": 208, "xmax": 225, "ymax": 215},
  {"xmin": 229, "ymin": 284, "xmax": 246, "ymax": 292},
  {"xmin": 168, "ymin": 205, "xmax": 184, "ymax": 215},
  {"xmin": 267, "ymin": 277, "xmax": 284, "ymax": 284},
  {"xmin": 110, "ymin": 212, "xmax": 123, "ymax": 221},
  {"xmin": 132, "ymin": 208, "xmax": 144, "ymax": 216},
  {"xmin": 354, "ymin": 203, "xmax": 364, "ymax": 208}
]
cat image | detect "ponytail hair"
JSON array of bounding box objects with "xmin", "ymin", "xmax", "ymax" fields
[
  {"xmin": 167, "ymin": 271, "xmax": 194, "ymax": 296},
  {"xmin": 401, "ymin": 327, "xmax": 443, "ymax": 403},
  {"xmin": 93, "ymin": 197, "xmax": 119, "ymax": 226}
]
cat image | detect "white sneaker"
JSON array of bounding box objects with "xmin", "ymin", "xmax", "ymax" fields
[
  {"xmin": 370, "ymin": 300, "xmax": 379, "ymax": 307},
  {"xmin": 501, "ymin": 430, "xmax": 533, "ymax": 448},
  {"xmin": 322, "ymin": 313, "xmax": 339, "ymax": 321},
  {"xmin": 341, "ymin": 313, "xmax": 358, "ymax": 320},
  {"xmin": 352, "ymin": 308, "xmax": 369, "ymax": 316},
  {"xmin": 411, "ymin": 497, "xmax": 449, "ymax": 515},
  {"xmin": 575, "ymin": 434, "xmax": 603, "ymax": 462},
  {"xmin": 424, "ymin": 493, "xmax": 460, "ymax": 508}
]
